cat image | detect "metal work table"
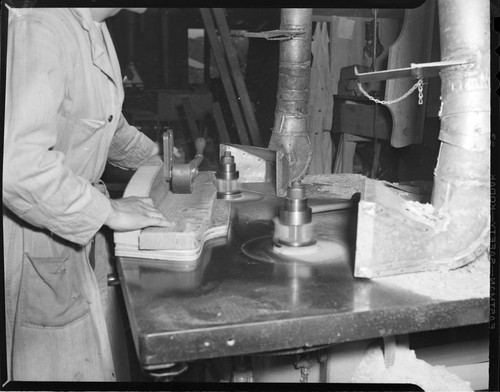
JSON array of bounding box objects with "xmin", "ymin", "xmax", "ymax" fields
[{"xmin": 116, "ymin": 188, "xmax": 489, "ymax": 371}]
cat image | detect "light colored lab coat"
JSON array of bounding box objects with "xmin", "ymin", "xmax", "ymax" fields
[{"xmin": 3, "ymin": 8, "xmax": 155, "ymax": 381}]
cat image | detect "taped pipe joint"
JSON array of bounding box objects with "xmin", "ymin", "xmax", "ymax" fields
[{"xmin": 268, "ymin": 8, "xmax": 313, "ymax": 184}]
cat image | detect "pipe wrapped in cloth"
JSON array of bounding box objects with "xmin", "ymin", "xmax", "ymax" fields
[{"xmin": 268, "ymin": 8, "xmax": 313, "ymax": 183}]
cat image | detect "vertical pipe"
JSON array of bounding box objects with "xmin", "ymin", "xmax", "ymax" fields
[
  {"xmin": 431, "ymin": 0, "xmax": 490, "ymax": 252},
  {"xmin": 268, "ymin": 9, "xmax": 313, "ymax": 183}
]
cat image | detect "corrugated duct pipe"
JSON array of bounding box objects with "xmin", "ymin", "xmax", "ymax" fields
[
  {"xmin": 429, "ymin": 0, "xmax": 490, "ymax": 261},
  {"xmin": 354, "ymin": 0, "xmax": 490, "ymax": 278},
  {"xmin": 268, "ymin": 8, "xmax": 313, "ymax": 183}
]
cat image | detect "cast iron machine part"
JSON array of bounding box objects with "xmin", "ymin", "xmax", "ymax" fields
[
  {"xmin": 215, "ymin": 151, "xmax": 242, "ymax": 200},
  {"xmin": 273, "ymin": 181, "xmax": 316, "ymax": 248},
  {"xmin": 163, "ymin": 129, "xmax": 206, "ymax": 194}
]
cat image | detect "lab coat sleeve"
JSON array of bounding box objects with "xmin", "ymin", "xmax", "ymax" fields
[
  {"xmin": 3, "ymin": 15, "xmax": 112, "ymax": 246},
  {"xmin": 106, "ymin": 114, "xmax": 157, "ymax": 170}
]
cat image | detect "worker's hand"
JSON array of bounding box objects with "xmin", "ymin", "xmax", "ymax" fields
[{"xmin": 105, "ymin": 197, "xmax": 174, "ymax": 231}]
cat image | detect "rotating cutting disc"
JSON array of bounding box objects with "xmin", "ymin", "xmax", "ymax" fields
[{"xmin": 241, "ymin": 236, "xmax": 347, "ymax": 265}]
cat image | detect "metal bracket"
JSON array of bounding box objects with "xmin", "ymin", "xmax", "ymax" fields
[
  {"xmin": 355, "ymin": 59, "xmax": 472, "ymax": 83},
  {"xmin": 162, "ymin": 129, "xmax": 174, "ymax": 182},
  {"xmin": 219, "ymin": 144, "xmax": 290, "ymax": 196}
]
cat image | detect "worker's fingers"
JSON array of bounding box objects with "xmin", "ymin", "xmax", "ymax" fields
[
  {"xmin": 105, "ymin": 197, "xmax": 175, "ymax": 231},
  {"xmin": 128, "ymin": 197, "xmax": 173, "ymax": 221},
  {"xmin": 130, "ymin": 198, "xmax": 175, "ymax": 224},
  {"xmin": 148, "ymin": 217, "xmax": 177, "ymax": 228}
]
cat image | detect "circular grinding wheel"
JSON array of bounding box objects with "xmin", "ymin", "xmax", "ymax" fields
[{"xmin": 241, "ymin": 235, "xmax": 347, "ymax": 265}]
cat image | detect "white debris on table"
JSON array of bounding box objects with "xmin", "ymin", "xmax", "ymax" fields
[
  {"xmin": 303, "ymin": 173, "xmax": 366, "ymax": 198},
  {"xmin": 375, "ymin": 251, "xmax": 490, "ymax": 301}
]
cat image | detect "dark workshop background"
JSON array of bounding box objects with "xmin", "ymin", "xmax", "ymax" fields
[{"xmin": 103, "ymin": 7, "xmax": 452, "ymax": 190}]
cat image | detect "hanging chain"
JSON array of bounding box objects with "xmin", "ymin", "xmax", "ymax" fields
[
  {"xmin": 417, "ymin": 81, "xmax": 423, "ymax": 105},
  {"xmin": 357, "ymin": 78, "xmax": 424, "ymax": 106}
]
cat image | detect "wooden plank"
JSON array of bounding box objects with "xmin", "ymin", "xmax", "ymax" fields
[
  {"xmin": 333, "ymin": 133, "xmax": 359, "ymax": 174},
  {"xmin": 114, "ymin": 162, "xmax": 230, "ymax": 269},
  {"xmin": 332, "ymin": 137, "xmax": 343, "ymax": 174},
  {"xmin": 139, "ymin": 172, "xmax": 216, "ymax": 251},
  {"xmin": 200, "ymin": 8, "xmax": 250, "ymax": 145},
  {"xmin": 212, "ymin": 101, "xmax": 231, "ymax": 144},
  {"xmin": 332, "ymin": 97, "xmax": 391, "ymax": 140},
  {"xmin": 113, "ymin": 160, "xmax": 165, "ymax": 249},
  {"xmin": 212, "ymin": 8, "xmax": 262, "ymax": 146},
  {"xmin": 181, "ymin": 96, "xmax": 200, "ymax": 141}
]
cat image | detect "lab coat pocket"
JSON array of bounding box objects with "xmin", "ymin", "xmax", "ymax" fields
[
  {"xmin": 20, "ymin": 254, "xmax": 90, "ymax": 328},
  {"xmin": 66, "ymin": 118, "xmax": 112, "ymax": 179}
]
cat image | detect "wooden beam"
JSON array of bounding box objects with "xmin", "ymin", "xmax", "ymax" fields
[
  {"xmin": 200, "ymin": 8, "xmax": 250, "ymax": 145},
  {"xmin": 212, "ymin": 101, "xmax": 231, "ymax": 144},
  {"xmin": 212, "ymin": 8, "xmax": 262, "ymax": 146},
  {"xmin": 114, "ymin": 162, "xmax": 230, "ymax": 268}
]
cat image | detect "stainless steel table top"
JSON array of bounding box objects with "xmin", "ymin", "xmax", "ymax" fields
[{"xmin": 116, "ymin": 191, "xmax": 488, "ymax": 367}]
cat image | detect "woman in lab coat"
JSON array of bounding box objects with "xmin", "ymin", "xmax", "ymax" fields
[{"xmin": 3, "ymin": 7, "xmax": 171, "ymax": 381}]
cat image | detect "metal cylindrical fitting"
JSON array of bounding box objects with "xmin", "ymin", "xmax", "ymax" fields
[
  {"xmin": 216, "ymin": 151, "xmax": 241, "ymax": 199},
  {"xmin": 273, "ymin": 181, "xmax": 316, "ymax": 245},
  {"xmin": 216, "ymin": 151, "xmax": 240, "ymax": 181},
  {"xmin": 278, "ymin": 182, "xmax": 312, "ymax": 226}
]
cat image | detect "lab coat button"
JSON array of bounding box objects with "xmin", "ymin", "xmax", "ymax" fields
[{"xmin": 108, "ymin": 115, "xmax": 113, "ymax": 122}]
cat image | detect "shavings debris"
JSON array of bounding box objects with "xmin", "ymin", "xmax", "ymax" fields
[
  {"xmin": 375, "ymin": 252, "xmax": 490, "ymax": 301},
  {"xmin": 303, "ymin": 174, "xmax": 366, "ymax": 199},
  {"xmin": 403, "ymin": 200, "xmax": 438, "ymax": 226},
  {"xmin": 351, "ymin": 343, "xmax": 473, "ymax": 391}
]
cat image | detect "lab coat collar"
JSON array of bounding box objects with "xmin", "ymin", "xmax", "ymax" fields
[{"xmin": 69, "ymin": 8, "xmax": 117, "ymax": 85}]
